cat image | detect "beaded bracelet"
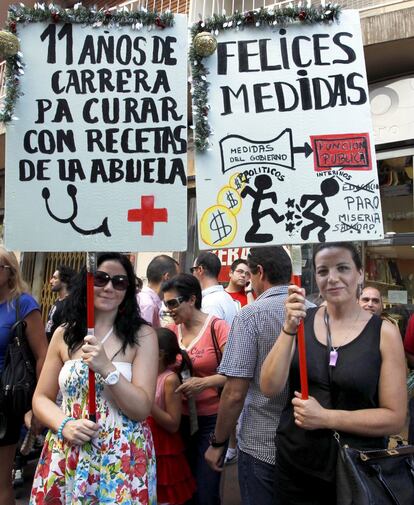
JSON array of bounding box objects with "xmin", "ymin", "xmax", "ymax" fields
[
  {"xmin": 57, "ymin": 416, "xmax": 75, "ymax": 440},
  {"xmin": 282, "ymin": 327, "xmax": 297, "ymax": 337}
]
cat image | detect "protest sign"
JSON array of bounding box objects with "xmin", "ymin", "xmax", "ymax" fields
[
  {"xmin": 193, "ymin": 10, "xmax": 383, "ymax": 249},
  {"xmin": 5, "ymin": 13, "xmax": 188, "ymax": 251}
]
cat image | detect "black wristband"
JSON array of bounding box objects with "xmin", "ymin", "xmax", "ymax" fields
[
  {"xmin": 209, "ymin": 432, "xmax": 228, "ymax": 448},
  {"xmin": 282, "ymin": 327, "xmax": 297, "ymax": 336}
]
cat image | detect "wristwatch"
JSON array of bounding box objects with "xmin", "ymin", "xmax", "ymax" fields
[
  {"xmin": 209, "ymin": 432, "xmax": 228, "ymax": 448},
  {"xmin": 104, "ymin": 369, "xmax": 120, "ymax": 385}
]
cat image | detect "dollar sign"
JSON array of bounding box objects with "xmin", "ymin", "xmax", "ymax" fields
[
  {"xmin": 234, "ymin": 177, "xmax": 242, "ymax": 190},
  {"xmin": 226, "ymin": 191, "xmax": 238, "ymax": 209},
  {"xmin": 209, "ymin": 210, "xmax": 232, "ymax": 244}
]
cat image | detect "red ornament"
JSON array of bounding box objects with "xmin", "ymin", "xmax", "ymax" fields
[
  {"xmin": 155, "ymin": 17, "xmax": 166, "ymax": 29},
  {"xmin": 298, "ymin": 11, "xmax": 307, "ymax": 21},
  {"xmin": 51, "ymin": 12, "xmax": 60, "ymax": 23},
  {"xmin": 9, "ymin": 21, "xmax": 17, "ymax": 33}
]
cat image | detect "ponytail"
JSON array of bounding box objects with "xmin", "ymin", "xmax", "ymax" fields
[
  {"xmin": 156, "ymin": 327, "xmax": 193, "ymax": 381},
  {"xmin": 177, "ymin": 348, "xmax": 193, "ymax": 383}
]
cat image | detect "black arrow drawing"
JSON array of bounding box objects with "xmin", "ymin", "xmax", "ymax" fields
[{"xmin": 293, "ymin": 142, "xmax": 313, "ymax": 158}]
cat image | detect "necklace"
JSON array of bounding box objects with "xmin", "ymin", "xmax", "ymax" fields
[{"xmin": 323, "ymin": 307, "xmax": 360, "ymax": 367}]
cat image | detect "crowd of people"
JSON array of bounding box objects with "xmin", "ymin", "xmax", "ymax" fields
[{"xmin": 0, "ymin": 243, "xmax": 411, "ymax": 505}]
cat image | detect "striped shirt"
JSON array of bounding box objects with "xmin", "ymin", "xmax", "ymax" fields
[{"xmin": 218, "ymin": 285, "xmax": 289, "ymax": 465}]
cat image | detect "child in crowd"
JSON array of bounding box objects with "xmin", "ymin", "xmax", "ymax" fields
[{"xmin": 148, "ymin": 328, "xmax": 196, "ymax": 505}]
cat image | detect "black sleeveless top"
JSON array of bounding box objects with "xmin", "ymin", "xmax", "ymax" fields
[{"xmin": 276, "ymin": 307, "xmax": 386, "ymax": 481}]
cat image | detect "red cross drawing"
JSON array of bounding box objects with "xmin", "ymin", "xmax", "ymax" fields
[{"xmin": 127, "ymin": 196, "xmax": 168, "ymax": 236}]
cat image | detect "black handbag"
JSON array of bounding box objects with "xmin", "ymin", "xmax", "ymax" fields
[
  {"xmin": 0, "ymin": 297, "xmax": 36, "ymax": 437},
  {"xmin": 324, "ymin": 312, "xmax": 414, "ymax": 504},
  {"xmin": 336, "ymin": 433, "xmax": 414, "ymax": 504}
]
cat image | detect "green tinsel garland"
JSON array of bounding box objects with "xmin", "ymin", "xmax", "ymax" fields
[
  {"xmin": 0, "ymin": 3, "xmax": 175, "ymax": 123},
  {"xmin": 190, "ymin": 3, "xmax": 342, "ymax": 152}
]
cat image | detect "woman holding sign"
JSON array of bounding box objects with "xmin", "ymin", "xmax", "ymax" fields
[
  {"xmin": 30, "ymin": 252, "xmax": 158, "ymax": 504},
  {"xmin": 260, "ymin": 242, "xmax": 406, "ymax": 504}
]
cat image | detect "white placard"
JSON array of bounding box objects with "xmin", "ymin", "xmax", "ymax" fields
[
  {"xmin": 5, "ymin": 16, "xmax": 188, "ymax": 251},
  {"xmin": 388, "ymin": 290, "xmax": 407, "ymax": 305},
  {"xmin": 195, "ymin": 11, "xmax": 384, "ymax": 249}
]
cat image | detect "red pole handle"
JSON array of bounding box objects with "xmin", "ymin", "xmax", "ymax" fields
[
  {"xmin": 292, "ymin": 274, "xmax": 309, "ymax": 400},
  {"xmin": 86, "ymin": 271, "xmax": 96, "ymax": 421}
]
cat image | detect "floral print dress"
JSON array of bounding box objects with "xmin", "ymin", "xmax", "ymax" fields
[{"xmin": 30, "ymin": 359, "xmax": 157, "ymax": 505}]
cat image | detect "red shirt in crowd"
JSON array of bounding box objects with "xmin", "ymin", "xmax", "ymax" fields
[
  {"xmin": 404, "ymin": 314, "xmax": 414, "ymax": 355},
  {"xmin": 227, "ymin": 290, "xmax": 248, "ymax": 310}
]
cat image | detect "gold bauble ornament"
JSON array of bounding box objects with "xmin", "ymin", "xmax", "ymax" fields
[
  {"xmin": 0, "ymin": 31, "xmax": 20, "ymax": 60},
  {"xmin": 193, "ymin": 31, "xmax": 217, "ymax": 57}
]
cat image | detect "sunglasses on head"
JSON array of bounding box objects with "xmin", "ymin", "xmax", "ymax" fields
[
  {"xmin": 94, "ymin": 270, "xmax": 129, "ymax": 291},
  {"xmin": 164, "ymin": 296, "xmax": 186, "ymax": 310}
]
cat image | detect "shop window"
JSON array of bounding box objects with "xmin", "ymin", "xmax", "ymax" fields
[
  {"xmin": 379, "ymin": 155, "xmax": 413, "ymax": 234},
  {"xmin": 363, "ymin": 154, "xmax": 414, "ymax": 334},
  {"xmin": 364, "ymin": 243, "xmax": 414, "ymax": 336}
]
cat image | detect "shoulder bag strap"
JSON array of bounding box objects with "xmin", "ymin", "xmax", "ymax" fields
[
  {"xmin": 15, "ymin": 296, "xmax": 21, "ymax": 322},
  {"xmin": 210, "ymin": 318, "xmax": 222, "ymax": 367},
  {"xmin": 12, "ymin": 296, "xmax": 24, "ymax": 334},
  {"xmin": 12, "ymin": 296, "xmax": 35, "ymax": 373}
]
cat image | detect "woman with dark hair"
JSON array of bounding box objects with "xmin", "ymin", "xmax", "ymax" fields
[
  {"xmin": 0, "ymin": 247, "xmax": 48, "ymax": 505},
  {"xmin": 260, "ymin": 242, "xmax": 406, "ymax": 505},
  {"xmin": 161, "ymin": 273, "xmax": 229, "ymax": 505},
  {"xmin": 30, "ymin": 252, "xmax": 158, "ymax": 504}
]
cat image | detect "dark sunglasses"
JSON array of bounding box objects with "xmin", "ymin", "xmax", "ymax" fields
[
  {"xmin": 94, "ymin": 270, "xmax": 129, "ymax": 291},
  {"xmin": 190, "ymin": 266, "xmax": 199, "ymax": 274},
  {"xmin": 164, "ymin": 296, "xmax": 186, "ymax": 310}
]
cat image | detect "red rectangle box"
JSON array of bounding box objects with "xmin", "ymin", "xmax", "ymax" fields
[{"xmin": 311, "ymin": 133, "xmax": 371, "ymax": 172}]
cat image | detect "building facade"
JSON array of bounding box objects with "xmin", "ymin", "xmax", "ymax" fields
[{"xmin": 0, "ymin": 0, "xmax": 413, "ymax": 323}]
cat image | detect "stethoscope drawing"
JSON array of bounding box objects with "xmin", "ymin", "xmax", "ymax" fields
[{"xmin": 41, "ymin": 184, "xmax": 111, "ymax": 236}]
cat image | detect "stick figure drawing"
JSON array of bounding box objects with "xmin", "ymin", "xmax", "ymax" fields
[
  {"xmin": 241, "ymin": 174, "xmax": 284, "ymax": 243},
  {"xmin": 300, "ymin": 177, "xmax": 339, "ymax": 242}
]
